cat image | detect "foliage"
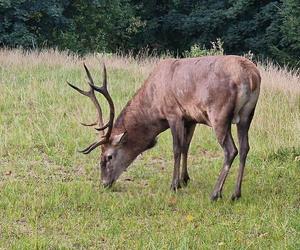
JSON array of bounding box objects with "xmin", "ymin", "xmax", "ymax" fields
[
  {"xmin": 0, "ymin": 0, "xmax": 299, "ymax": 65},
  {"xmin": 0, "ymin": 0, "xmax": 142, "ymax": 54},
  {"xmin": 0, "ymin": 0, "xmax": 71, "ymax": 48},
  {"xmin": 59, "ymin": 0, "xmax": 144, "ymax": 54},
  {"xmin": 277, "ymin": 0, "xmax": 300, "ymax": 66},
  {"xmin": 184, "ymin": 38, "xmax": 224, "ymax": 57}
]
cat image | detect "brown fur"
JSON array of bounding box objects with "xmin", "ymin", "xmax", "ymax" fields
[{"xmin": 112, "ymin": 55, "xmax": 259, "ymax": 137}]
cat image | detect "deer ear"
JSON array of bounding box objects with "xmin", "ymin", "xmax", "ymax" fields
[{"xmin": 111, "ymin": 132, "xmax": 127, "ymax": 146}]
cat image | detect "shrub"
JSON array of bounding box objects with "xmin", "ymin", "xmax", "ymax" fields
[{"xmin": 184, "ymin": 38, "xmax": 224, "ymax": 58}]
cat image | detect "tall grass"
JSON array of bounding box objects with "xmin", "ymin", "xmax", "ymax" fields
[{"xmin": 0, "ymin": 48, "xmax": 299, "ymax": 249}]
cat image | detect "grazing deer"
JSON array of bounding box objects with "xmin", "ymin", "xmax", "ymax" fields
[{"xmin": 68, "ymin": 55, "xmax": 260, "ymax": 200}]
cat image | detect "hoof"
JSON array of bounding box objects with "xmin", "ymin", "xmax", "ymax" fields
[
  {"xmin": 181, "ymin": 175, "xmax": 190, "ymax": 187},
  {"xmin": 231, "ymin": 192, "xmax": 241, "ymax": 201},
  {"xmin": 211, "ymin": 191, "xmax": 222, "ymax": 201},
  {"xmin": 171, "ymin": 181, "xmax": 181, "ymax": 191}
]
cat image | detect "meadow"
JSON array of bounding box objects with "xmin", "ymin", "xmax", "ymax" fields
[{"xmin": 0, "ymin": 49, "xmax": 299, "ymax": 249}]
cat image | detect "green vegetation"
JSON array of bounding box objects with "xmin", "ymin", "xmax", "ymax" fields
[
  {"xmin": 1, "ymin": 0, "xmax": 300, "ymax": 66},
  {"xmin": 0, "ymin": 49, "xmax": 299, "ymax": 249}
]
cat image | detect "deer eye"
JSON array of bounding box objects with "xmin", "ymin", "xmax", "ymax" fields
[{"xmin": 107, "ymin": 155, "xmax": 113, "ymax": 161}]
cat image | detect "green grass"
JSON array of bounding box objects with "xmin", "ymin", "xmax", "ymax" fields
[{"xmin": 0, "ymin": 49, "xmax": 299, "ymax": 249}]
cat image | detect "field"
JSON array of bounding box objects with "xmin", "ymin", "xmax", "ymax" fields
[{"xmin": 0, "ymin": 49, "xmax": 299, "ymax": 249}]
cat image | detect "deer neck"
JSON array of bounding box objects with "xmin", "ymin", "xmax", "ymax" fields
[{"xmin": 112, "ymin": 92, "xmax": 168, "ymax": 156}]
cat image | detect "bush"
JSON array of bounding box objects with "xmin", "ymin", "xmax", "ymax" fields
[{"xmin": 184, "ymin": 38, "xmax": 224, "ymax": 57}]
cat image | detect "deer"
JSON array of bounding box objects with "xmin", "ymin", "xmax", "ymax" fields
[{"xmin": 68, "ymin": 55, "xmax": 261, "ymax": 201}]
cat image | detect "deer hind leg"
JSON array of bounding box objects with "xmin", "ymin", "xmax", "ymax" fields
[
  {"xmin": 169, "ymin": 119, "xmax": 185, "ymax": 191},
  {"xmin": 211, "ymin": 120, "xmax": 238, "ymax": 201},
  {"xmin": 181, "ymin": 123, "xmax": 196, "ymax": 186},
  {"xmin": 231, "ymin": 108, "xmax": 255, "ymax": 201}
]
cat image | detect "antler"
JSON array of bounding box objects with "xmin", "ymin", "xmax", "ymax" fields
[{"xmin": 67, "ymin": 63, "xmax": 115, "ymax": 154}]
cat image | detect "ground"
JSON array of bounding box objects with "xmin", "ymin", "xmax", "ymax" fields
[{"xmin": 0, "ymin": 49, "xmax": 299, "ymax": 249}]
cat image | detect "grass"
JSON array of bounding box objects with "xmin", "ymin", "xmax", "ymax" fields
[{"xmin": 0, "ymin": 49, "xmax": 299, "ymax": 249}]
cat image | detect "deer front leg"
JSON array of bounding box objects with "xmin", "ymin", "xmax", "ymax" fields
[
  {"xmin": 181, "ymin": 123, "xmax": 196, "ymax": 186},
  {"xmin": 169, "ymin": 119, "xmax": 185, "ymax": 191}
]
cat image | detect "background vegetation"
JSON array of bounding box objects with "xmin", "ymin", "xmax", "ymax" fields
[
  {"xmin": 1, "ymin": 0, "xmax": 300, "ymax": 66},
  {"xmin": 0, "ymin": 49, "xmax": 299, "ymax": 248}
]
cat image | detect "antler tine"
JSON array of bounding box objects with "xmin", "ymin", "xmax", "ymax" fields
[
  {"xmin": 82, "ymin": 63, "xmax": 110, "ymax": 131},
  {"xmin": 78, "ymin": 138, "xmax": 107, "ymax": 154},
  {"xmin": 67, "ymin": 81, "xmax": 91, "ymax": 97},
  {"xmin": 83, "ymin": 63, "xmax": 96, "ymax": 86},
  {"xmin": 87, "ymin": 63, "xmax": 115, "ymax": 139},
  {"xmin": 103, "ymin": 63, "xmax": 107, "ymax": 89},
  {"xmin": 80, "ymin": 121, "xmax": 98, "ymax": 127},
  {"xmin": 67, "ymin": 78, "xmax": 104, "ymax": 129},
  {"xmin": 95, "ymin": 123, "xmax": 110, "ymax": 131},
  {"xmin": 67, "ymin": 64, "xmax": 105, "ymax": 131}
]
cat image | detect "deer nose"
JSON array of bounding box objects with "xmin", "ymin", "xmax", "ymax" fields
[{"xmin": 102, "ymin": 179, "xmax": 113, "ymax": 188}]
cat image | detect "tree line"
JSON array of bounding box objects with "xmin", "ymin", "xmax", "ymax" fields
[{"xmin": 0, "ymin": 0, "xmax": 299, "ymax": 66}]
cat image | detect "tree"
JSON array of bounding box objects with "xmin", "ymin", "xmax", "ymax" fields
[
  {"xmin": 0, "ymin": 0, "xmax": 299, "ymax": 66},
  {"xmin": 61, "ymin": 0, "xmax": 143, "ymax": 53},
  {"xmin": 277, "ymin": 0, "xmax": 300, "ymax": 65},
  {"xmin": 0, "ymin": 0, "xmax": 71, "ymax": 48}
]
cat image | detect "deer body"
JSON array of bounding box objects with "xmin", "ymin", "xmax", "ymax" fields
[{"xmin": 69, "ymin": 55, "xmax": 261, "ymax": 201}]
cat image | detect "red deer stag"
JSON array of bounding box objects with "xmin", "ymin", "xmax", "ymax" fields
[{"xmin": 68, "ymin": 56, "xmax": 260, "ymax": 201}]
